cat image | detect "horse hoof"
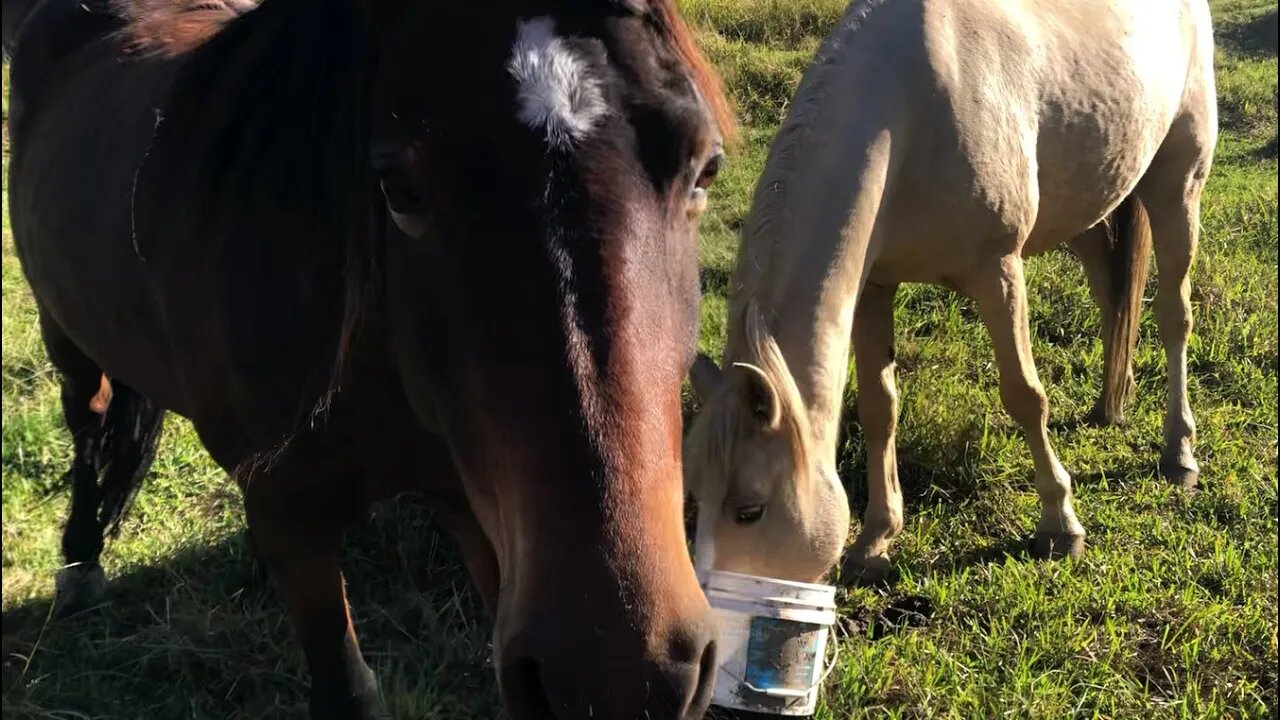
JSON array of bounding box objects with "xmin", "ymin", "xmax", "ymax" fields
[
  {"xmin": 54, "ymin": 563, "xmax": 107, "ymax": 617},
  {"xmin": 1030, "ymin": 532, "xmax": 1085, "ymax": 561},
  {"xmin": 840, "ymin": 556, "xmax": 895, "ymax": 587},
  {"xmin": 1160, "ymin": 460, "xmax": 1200, "ymax": 492}
]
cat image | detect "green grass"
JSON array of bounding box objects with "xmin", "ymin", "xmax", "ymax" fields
[{"xmin": 3, "ymin": 1, "xmax": 1277, "ymax": 718}]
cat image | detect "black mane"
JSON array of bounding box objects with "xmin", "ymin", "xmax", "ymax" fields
[{"xmin": 130, "ymin": 0, "xmax": 379, "ymax": 452}]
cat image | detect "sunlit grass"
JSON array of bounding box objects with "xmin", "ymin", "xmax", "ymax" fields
[{"xmin": 3, "ymin": 1, "xmax": 1276, "ymax": 717}]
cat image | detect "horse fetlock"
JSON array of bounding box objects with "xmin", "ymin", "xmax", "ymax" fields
[
  {"xmin": 1085, "ymin": 399, "xmax": 1125, "ymax": 427},
  {"xmin": 840, "ymin": 546, "xmax": 895, "ymax": 587},
  {"xmin": 1034, "ymin": 494, "xmax": 1084, "ymax": 536},
  {"xmin": 860, "ymin": 512, "xmax": 904, "ymax": 545},
  {"xmin": 1030, "ymin": 531, "xmax": 1086, "ymax": 561},
  {"xmin": 53, "ymin": 562, "xmax": 107, "ymax": 617}
]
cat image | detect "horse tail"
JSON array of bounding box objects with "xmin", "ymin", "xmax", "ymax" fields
[
  {"xmin": 97, "ymin": 381, "xmax": 166, "ymax": 539},
  {"xmin": 1097, "ymin": 193, "xmax": 1152, "ymax": 425}
]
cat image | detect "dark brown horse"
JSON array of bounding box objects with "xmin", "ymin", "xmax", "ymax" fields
[{"xmin": 6, "ymin": 0, "xmax": 734, "ymax": 716}]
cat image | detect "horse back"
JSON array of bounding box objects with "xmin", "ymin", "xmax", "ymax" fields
[{"xmin": 905, "ymin": 0, "xmax": 1211, "ymax": 247}]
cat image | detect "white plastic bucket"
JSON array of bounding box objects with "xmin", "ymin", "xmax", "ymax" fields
[{"xmin": 703, "ymin": 570, "xmax": 837, "ymax": 716}]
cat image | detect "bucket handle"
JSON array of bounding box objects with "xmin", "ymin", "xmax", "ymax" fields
[{"xmin": 725, "ymin": 624, "xmax": 842, "ymax": 700}]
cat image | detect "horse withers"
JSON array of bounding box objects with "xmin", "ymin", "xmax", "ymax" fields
[
  {"xmin": 684, "ymin": 0, "xmax": 1216, "ymax": 584},
  {"xmin": 6, "ymin": 0, "xmax": 733, "ymax": 717}
]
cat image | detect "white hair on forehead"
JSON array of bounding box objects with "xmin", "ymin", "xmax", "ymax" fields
[{"xmin": 507, "ymin": 16, "xmax": 607, "ymax": 148}]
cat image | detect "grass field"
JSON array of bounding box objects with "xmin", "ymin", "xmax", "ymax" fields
[{"xmin": 3, "ymin": 1, "xmax": 1276, "ymax": 718}]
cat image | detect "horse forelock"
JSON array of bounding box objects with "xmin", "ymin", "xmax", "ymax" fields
[
  {"xmin": 741, "ymin": 302, "xmax": 814, "ymax": 491},
  {"xmin": 648, "ymin": 0, "xmax": 736, "ymax": 144},
  {"xmin": 690, "ymin": 301, "xmax": 813, "ymax": 502}
]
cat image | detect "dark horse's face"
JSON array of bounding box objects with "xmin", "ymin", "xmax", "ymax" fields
[{"xmin": 370, "ymin": 1, "xmax": 727, "ymax": 717}]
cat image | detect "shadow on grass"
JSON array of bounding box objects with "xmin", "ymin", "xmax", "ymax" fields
[
  {"xmin": 933, "ymin": 535, "xmax": 1033, "ymax": 576},
  {"xmin": 1254, "ymin": 134, "xmax": 1278, "ymax": 161},
  {"xmin": 1, "ymin": 500, "xmax": 498, "ymax": 720},
  {"xmin": 839, "ymin": 411, "xmax": 991, "ymax": 517},
  {"xmin": 1216, "ymin": 7, "xmax": 1278, "ymax": 59}
]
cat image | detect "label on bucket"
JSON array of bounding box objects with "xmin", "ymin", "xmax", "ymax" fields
[{"xmin": 743, "ymin": 616, "xmax": 823, "ymax": 691}]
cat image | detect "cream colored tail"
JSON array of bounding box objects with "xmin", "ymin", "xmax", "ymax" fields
[{"xmin": 1097, "ymin": 194, "xmax": 1153, "ymax": 425}]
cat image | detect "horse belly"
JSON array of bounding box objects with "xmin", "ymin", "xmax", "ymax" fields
[
  {"xmin": 1027, "ymin": 112, "xmax": 1173, "ymax": 254},
  {"xmin": 15, "ymin": 210, "xmax": 189, "ymax": 414}
]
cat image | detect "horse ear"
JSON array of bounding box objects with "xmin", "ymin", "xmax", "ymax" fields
[
  {"xmin": 731, "ymin": 362, "xmax": 782, "ymax": 429},
  {"xmin": 689, "ymin": 353, "xmax": 724, "ymax": 401}
]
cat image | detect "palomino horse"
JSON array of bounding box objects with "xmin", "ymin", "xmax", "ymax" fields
[
  {"xmin": 7, "ymin": 0, "xmax": 734, "ymax": 717},
  {"xmin": 684, "ymin": 0, "xmax": 1216, "ymax": 584}
]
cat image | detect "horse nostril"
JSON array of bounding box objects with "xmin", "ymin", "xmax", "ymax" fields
[
  {"xmin": 668, "ymin": 626, "xmax": 719, "ymax": 718},
  {"xmin": 689, "ymin": 638, "xmax": 718, "ymax": 717},
  {"xmin": 501, "ymin": 658, "xmax": 556, "ymax": 720}
]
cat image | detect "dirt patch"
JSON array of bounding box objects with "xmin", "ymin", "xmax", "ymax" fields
[{"xmin": 843, "ymin": 595, "xmax": 934, "ymax": 641}]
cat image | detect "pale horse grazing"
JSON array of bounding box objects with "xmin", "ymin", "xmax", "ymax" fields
[{"xmin": 685, "ymin": 0, "xmax": 1217, "ymax": 583}]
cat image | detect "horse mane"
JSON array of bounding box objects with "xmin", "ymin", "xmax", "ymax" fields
[
  {"xmin": 688, "ymin": 300, "xmax": 813, "ymax": 498},
  {"xmin": 114, "ymin": 0, "xmax": 258, "ymax": 57},
  {"xmin": 744, "ymin": 0, "xmax": 883, "ymax": 253},
  {"xmin": 649, "ymin": 0, "xmax": 737, "ymax": 143},
  {"xmin": 120, "ymin": 0, "xmax": 376, "ymax": 473}
]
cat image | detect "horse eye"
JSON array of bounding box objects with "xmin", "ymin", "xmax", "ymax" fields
[
  {"xmin": 693, "ymin": 152, "xmax": 723, "ymax": 192},
  {"xmin": 734, "ymin": 504, "xmax": 766, "ymax": 525}
]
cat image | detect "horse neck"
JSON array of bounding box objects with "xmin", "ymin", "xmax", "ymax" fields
[
  {"xmin": 724, "ymin": 8, "xmax": 900, "ymax": 465},
  {"xmin": 724, "ymin": 190, "xmax": 884, "ymax": 464}
]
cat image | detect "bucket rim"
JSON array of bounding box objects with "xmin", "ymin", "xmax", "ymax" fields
[
  {"xmin": 708, "ymin": 595, "xmax": 838, "ymax": 625},
  {"xmin": 702, "ymin": 570, "xmax": 837, "ymax": 603}
]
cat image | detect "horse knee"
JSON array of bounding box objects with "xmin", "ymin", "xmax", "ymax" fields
[
  {"xmin": 1156, "ymin": 295, "xmax": 1193, "ymax": 342},
  {"xmin": 856, "ymin": 378, "xmax": 897, "ymax": 431},
  {"xmin": 999, "ymin": 376, "xmax": 1048, "ymax": 429}
]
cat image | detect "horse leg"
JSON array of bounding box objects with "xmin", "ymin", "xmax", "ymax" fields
[
  {"xmin": 971, "ymin": 254, "xmax": 1086, "ymax": 559},
  {"xmin": 1069, "ymin": 224, "xmax": 1139, "ymax": 425},
  {"xmin": 437, "ymin": 504, "xmax": 499, "ymax": 615},
  {"xmin": 843, "ymin": 282, "xmax": 903, "ymax": 584},
  {"xmin": 41, "ymin": 311, "xmax": 110, "ymax": 615},
  {"xmin": 1138, "ymin": 152, "xmax": 1210, "ymax": 490},
  {"xmin": 244, "ymin": 481, "xmax": 383, "ymax": 720}
]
